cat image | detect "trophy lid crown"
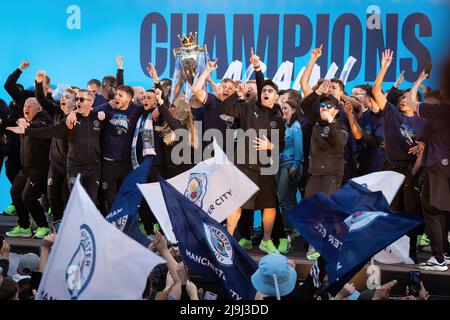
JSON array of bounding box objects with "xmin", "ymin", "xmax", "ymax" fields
[{"xmin": 177, "ymin": 32, "xmax": 198, "ymax": 48}]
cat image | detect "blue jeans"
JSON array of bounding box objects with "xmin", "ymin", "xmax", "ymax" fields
[{"xmin": 275, "ymin": 165, "xmax": 302, "ymax": 233}]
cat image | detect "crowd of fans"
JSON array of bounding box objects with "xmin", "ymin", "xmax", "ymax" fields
[{"xmin": 0, "ymin": 43, "xmax": 449, "ymax": 299}]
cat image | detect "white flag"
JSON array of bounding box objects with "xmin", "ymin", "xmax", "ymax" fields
[
  {"xmin": 351, "ymin": 171, "xmax": 414, "ymax": 265},
  {"xmin": 138, "ymin": 140, "xmax": 259, "ymax": 243},
  {"xmin": 373, "ymin": 235, "xmax": 415, "ymax": 265},
  {"xmin": 36, "ymin": 177, "xmax": 164, "ymax": 300},
  {"xmin": 351, "ymin": 171, "xmax": 405, "ymax": 205}
]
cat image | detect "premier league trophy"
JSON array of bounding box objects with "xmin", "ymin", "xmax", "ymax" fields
[{"xmin": 170, "ymin": 32, "xmax": 209, "ymax": 102}]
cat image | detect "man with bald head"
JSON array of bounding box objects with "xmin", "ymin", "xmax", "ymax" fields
[{"xmin": 5, "ymin": 97, "xmax": 52, "ymax": 239}]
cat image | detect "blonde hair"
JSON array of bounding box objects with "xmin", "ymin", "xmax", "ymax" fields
[
  {"xmin": 64, "ymin": 88, "xmax": 77, "ymax": 96},
  {"xmin": 156, "ymin": 98, "xmax": 198, "ymax": 149}
]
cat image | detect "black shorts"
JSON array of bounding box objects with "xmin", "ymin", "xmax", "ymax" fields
[{"xmin": 238, "ymin": 165, "xmax": 278, "ymax": 210}]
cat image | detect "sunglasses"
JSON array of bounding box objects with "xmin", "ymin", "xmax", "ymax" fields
[
  {"xmin": 76, "ymin": 97, "xmax": 93, "ymax": 103},
  {"xmin": 262, "ymin": 88, "xmax": 276, "ymax": 94},
  {"xmin": 320, "ymin": 102, "xmax": 337, "ymax": 110}
]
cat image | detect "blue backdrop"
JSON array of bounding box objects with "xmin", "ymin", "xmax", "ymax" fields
[{"xmin": 1, "ymin": 0, "xmax": 449, "ymax": 210}]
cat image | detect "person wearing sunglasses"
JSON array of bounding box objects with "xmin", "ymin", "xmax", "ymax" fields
[
  {"xmin": 8, "ymin": 90, "xmax": 105, "ymax": 202},
  {"xmin": 304, "ymin": 93, "xmax": 347, "ymax": 196},
  {"xmin": 215, "ymin": 49, "xmax": 286, "ymax": 255},
  {"xmin": 300, "ymin": 73, "xmax": 349, "ymax": 260}
]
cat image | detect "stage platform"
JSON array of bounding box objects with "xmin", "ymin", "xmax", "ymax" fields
[{"xmin": 1, "ymin": 215, "xmax": 449, "ymax": 299}]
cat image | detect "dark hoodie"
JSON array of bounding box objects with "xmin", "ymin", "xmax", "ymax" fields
[
  {"xmin": 217, "ymin": 92, "xmax": 285, "ymax": 172},
  {"xmin": 301, "ymin": 92, "xmax": 348, "ymax": 176},
  {"xmin": 20, "ymin": 111, "xmax": 52, "ymax": 176},
  {"xmin": 35, "ymin": 81, "xmax": 68, "ymax": 166}
]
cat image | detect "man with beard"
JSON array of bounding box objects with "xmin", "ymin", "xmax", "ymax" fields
[{"xmin": 97, "ymin": 84, "xmax": 143, "ymax": 213}]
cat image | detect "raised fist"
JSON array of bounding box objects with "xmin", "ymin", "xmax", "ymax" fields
[
  {"xmin": 116, "ymin": 55, "xmax": 123, "ymax": 69},
  {"xmin": 36, "ymin": 70, "xmax": 46, "ymax": 83},
  {"xmin": 19, "ymin": 60, "xmax": 30, "ymax": 71}
]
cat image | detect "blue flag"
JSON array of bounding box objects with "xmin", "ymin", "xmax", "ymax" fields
[
  {"xmin": 106, "ymin": 156, "xmax": 153, "ymax": 247},
  {"xmin": 158, "ymin": 175, "xmax": 258, "ymax": 300},
  {"xmin": 288, "ymin": 180, "xmax": 422, "ymax": 295}
]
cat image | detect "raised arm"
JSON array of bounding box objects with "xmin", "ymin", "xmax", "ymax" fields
[
  {"xmin": 373, "ymin": 49, "xmax": 394, "ymax": 111},
  {"xmin": 407, "ymin": 70, "xmax": 428, "ymax": 113},
  {"xmin": 301, "ymin": 79, "xmax": 330, "ymax": 125},
  {"xmin": 343, "ymin": 101, "xmax": 363, "ymax": 140},
  {"xmin": 207, "ymin": 73, "xmax": 220, "ymax": 96},
  {"xmin": 147, "ymin": 62, "xmax": 161, "ymax": 89},
  {"xmin": 116, "ymin": 55, "xmax": 124, "ymax": 87},
  {"xmin": 4, "ymin": 60, "xmax": 30, "ymax": 104},
  {"xmin": 249, "ymin": 47, "xmax": 264, "ymax": 101},
  {"xmin": 39, "ymin": 233, "xmax": 55, "ymax": 272},
  {"xmin": 35, "ymin": 71, "xmax": 58, "ymax": 116},
  {"xmin": 155, "ymin": 89, "xmax": 184, "ymax": 130},
  {"xmin": 25, "ymin": 122, "xmax": 67, "ymax": 138},
  {"xmin": 300, "ymin": 44, "xmax": 322, "ymax": 98},
  {"xmin": 151, "ymin": 231, "xmax": 181, "ymax": 284},
  {"xmin": 393, "ymin": 70, "xmax": 405, "ymax": 89},
  {"xmin": 192, "ymin": 60, "xmax": 217, "ymax": 104},
  {"xmin": 172, "ymin": 70, "xmax": 184, "ymax": 101}
]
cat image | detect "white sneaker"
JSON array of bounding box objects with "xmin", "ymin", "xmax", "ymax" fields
[
  {"xmin": 419, "ymin": 256, "xmax": 448, "ymax": 271},
  {"xmin": 444, "ymin": 253, "xmax": 450, "ymax": 265}
]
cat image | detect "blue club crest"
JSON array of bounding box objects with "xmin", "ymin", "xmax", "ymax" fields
[
  {"xmin": 343, "ymin": 211, "xmax": 388, "ymax": 232},
  {"xmin": 203, "ymin": 223, "xmax": 233, "ymax": 266},
  {"xmin": 66, "ymin": 224, "xmax": 96, "ymax": 299},
  {"xmin": 184, "ymin": 173, "xmax": 208, "ymax": 207}
]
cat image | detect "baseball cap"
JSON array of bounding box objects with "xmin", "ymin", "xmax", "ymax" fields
[{"xmin": 17, "ymin": 253, "xmax": 40, "ymax": 275}]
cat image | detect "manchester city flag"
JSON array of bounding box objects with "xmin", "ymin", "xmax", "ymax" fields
[
  {"xmin": 106, "ymin": 156, "xmax": 153, "ymax": 221},
  {"xmin": 158, "ymin": 175, "xmax": 258, "ymax": 300},
  {"xmin": 288, "ymin": 177, "xmax": 422, "ymax": 295},
  {"xmin": 106, "ymin": 156, "xmax": 153, "ymax": 247},
  {"xmin": 139, "ymin": 140, "xmax": 258, "ymax": 243},
  {"xmin": 36, "ymin": 176, "xmax": 164, "ymax": 300}
]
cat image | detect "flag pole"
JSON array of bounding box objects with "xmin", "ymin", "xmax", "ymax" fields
[{"xmin": 273, "ymin": 274, "xmax": 281, "ymax": 300}]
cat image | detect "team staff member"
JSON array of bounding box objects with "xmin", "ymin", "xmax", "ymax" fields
[
  {"xmin": 34, "ymin": 70, "xmax": 76, "ymax": 223},
  {"xmin": 2, "ymin": 60, "xmax": 51, "ymax": 216},
  {"xmin": 5, "ymin": 98, "xmax": 52, "ymax": 239},
  {"xmin": 9, "ymin": 90, "xmax": 105, "ymax": 202}
]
